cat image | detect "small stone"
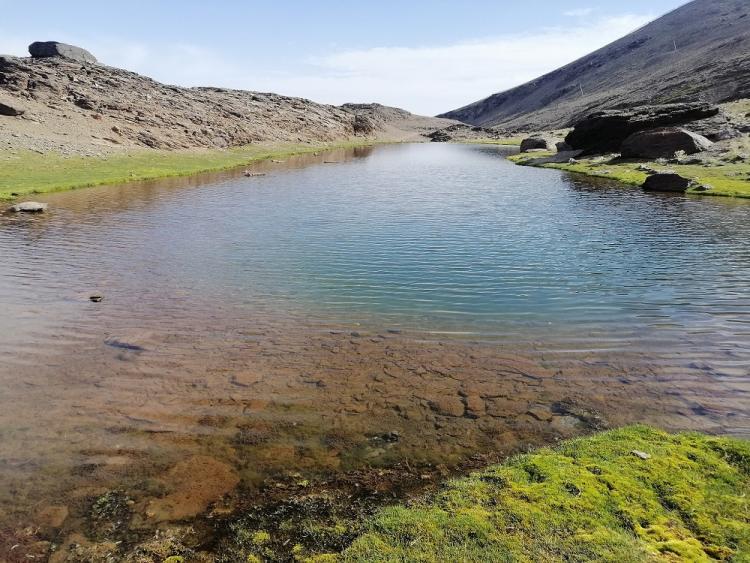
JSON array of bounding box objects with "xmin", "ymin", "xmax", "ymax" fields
[
  {"xmin": 8, "ymin": 201, "xmax": 48, "ymax": 213},
  {"xmin": 382, "ymin": 430, "xmax": 401, "ymax": 443},
  {"xmin": 631, "ymin": 450, "xmax": 651, "ymax": 460},
  {"xmin": 0, "ymin": 101, "xmax": 24, "ymax": 116}
]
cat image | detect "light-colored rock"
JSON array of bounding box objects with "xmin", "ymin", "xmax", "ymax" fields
[{"xmin": 8, "ymin": 201, "xmax": 48, "ymax": 213}]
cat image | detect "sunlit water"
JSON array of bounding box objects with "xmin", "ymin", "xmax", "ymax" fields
[
  {"xmin": 3, "ymin": 144, "xmax": 750, "ymax": 348},
  {"xmin": 0, "ymin": 144, "xmax": 749, "ymax": 556}
]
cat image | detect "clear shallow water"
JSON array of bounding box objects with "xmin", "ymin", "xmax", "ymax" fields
[
  {"xmin": 2, "ymin": 143, "xmax": 750, "ymax": 356},
  {"xmin": 1, "ymin": 144, "xmax": 750, "ymax": 557}
]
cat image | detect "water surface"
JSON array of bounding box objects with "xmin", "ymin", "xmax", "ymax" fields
[{"xmin": 1, "ymin": 144, "xmax": 748, "ymax": 558}]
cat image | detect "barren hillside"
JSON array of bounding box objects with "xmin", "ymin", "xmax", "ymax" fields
[
  {"xmin": 0, "ymin": 52, "xmax": 454, "ymax": 156},
  {"xmin": 439, "ymin": 0, "xmax": 750, "ymax": 132}
]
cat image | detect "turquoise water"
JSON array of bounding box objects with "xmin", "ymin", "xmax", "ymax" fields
[{"xmin": 1, "ymin": 142, "xmax": 750, "ymax": 354}]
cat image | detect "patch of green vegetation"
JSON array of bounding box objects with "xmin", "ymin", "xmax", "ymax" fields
[
  {"xmin": 509, "ymin": 153, "xmax": 750, "ymax": 198},
  {"xmin": 332, "ymin": 426, "xmax": 750, "ymax": 562},
  {"xmin": 0, "ymin": 141, "xmax": 375, "ymax": 201}
]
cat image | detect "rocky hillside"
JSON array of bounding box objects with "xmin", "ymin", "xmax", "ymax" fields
[
  {"xmin": 0, "ymin": 46, "xmax": 454, "ymax": 156},
  {"xmin": 439, "ymin": 0, "xmax": 750, "ymax": 132}
]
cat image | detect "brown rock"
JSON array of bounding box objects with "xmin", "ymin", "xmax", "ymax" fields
[
  {"xmin": 36, "ymin": 505, "xmax": 69, "ymax": 528},
  {"xmin": 428, "ymin": 396, "xmax": 465, "ymax": 417},
  {"xmin": 146, "ymin": 456, "xmax": 239, "ymax": 522}
]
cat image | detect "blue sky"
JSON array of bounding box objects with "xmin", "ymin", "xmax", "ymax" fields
[{"xmin": 0, "ymin": 0, "xmax": 688, "ymax": 114}]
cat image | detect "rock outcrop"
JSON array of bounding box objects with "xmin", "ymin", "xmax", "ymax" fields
[
  {"xmin": 621, "ymin": 127, "xmax": 713, "ymax": 158},
  {"xmin": 565, "ymin": 103, "xmax": 719, "ymax": 154},
  {"xmin": 28, "ymin": 41, "xmax": 98, "ymax": 64},
  {"xmin": 0, "ymin": 56, "xmax": 455, "ymax": 155},
  {"xmin": 424, "ymin": 123, "xmax": 502, "ymax": 143}
]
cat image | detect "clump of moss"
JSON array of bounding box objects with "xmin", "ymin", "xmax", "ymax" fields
[
  {"xmin": 88, "ymin": 489, "xmax": 133, "ymax": 540},
  {"xmin": 339, "ymin": 426, "xmax": 749, "ymax": 562}
]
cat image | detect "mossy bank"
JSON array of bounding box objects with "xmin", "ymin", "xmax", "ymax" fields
[
  {"xmin": 0, "ymin": 142, "xmax": 379, "ymax": 202},
  {"xmin": 509, "ymin": 152, "xmax": 750, "ymax": 199},
  {"xmin": 214, "ymin": 426, "xmax": 749, "ymax": 562}
]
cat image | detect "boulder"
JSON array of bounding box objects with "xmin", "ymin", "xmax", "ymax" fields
[
  {"xmin": 642, "ymin": 173, "xmax": 691, "ymax": 192},
  {"xmin": 520, "ymin": 137, "xmax": 550, "ymax": 152},
  {"xmin": 621, "ymin": 127, "xmax": 713, "ymax": 159},
  {"xmin": 565, "ymin": 103, "xmax": 719, "ymax": 154},
  {"xmin": 556, "ymin": 140, "xmax": 573, "ymax": 152},
  {"xmin": 28, "ymin": 41, "xmax": 97, "ymax": 64},
  {"xmin": 0, "ymin": 101, "xmax": 24, "ymax": 116},
  {"xmin": 8, "ymin": 202, "xmax": 48, "ymax": 213}
]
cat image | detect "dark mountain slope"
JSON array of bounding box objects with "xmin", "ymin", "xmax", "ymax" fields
[{"xmin": 439, "ymin": 0, "xmax": 750, "ymax": 131}]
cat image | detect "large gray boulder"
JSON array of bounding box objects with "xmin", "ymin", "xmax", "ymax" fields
[
  {"xmin": 28, "ymin": 41, "xmax": 97, "ymax": 64},
  {"xmin": 565, "ymin": 103, "xmax": 719, "ymax": 154},
  {"xmin": 642, "ymin": 173, "xmax": 691, "ymax": 192},
  {"xmin": 621, "ymin": 127, "xmax": 713, "ymax": 159}
]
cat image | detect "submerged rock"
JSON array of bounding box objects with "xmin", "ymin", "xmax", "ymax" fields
[
  {"xmin": 642, "ymin": 172, "xmax": 691, "ymax": 192},
  {"xmin": 7, "ymin": 201, "xmax": 48, "ymax": 213},
  {"xmin": 28, "ymin": 41, "xmax": 98, "ymax": 64},
  {"xmin": 145, "ymin": 455, "xmax": 239, "ymax": 522},
  {"xmin": 621, "ymin": 127, "xmax": 713, "ymax": 158}
]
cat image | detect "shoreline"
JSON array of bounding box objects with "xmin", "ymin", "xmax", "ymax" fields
[
  {"xmin": 507, "ymin": 151, "xmax": 750, "ymax": 199},
  {"xmin": 0, "ymin": 141, "xmax": 392, "ymax": 202}
]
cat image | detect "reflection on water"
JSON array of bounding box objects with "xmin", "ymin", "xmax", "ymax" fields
[{"xmin": 0, "ymin": 144, "xmax": 749, "ymax": 559}]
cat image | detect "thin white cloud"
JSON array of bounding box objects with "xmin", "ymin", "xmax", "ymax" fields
[
  {"xmin": 0, "ymin": 13, "xmax": 652, "ymax": 115},
  {"xmin": 564, "ymin": 8, "xmax": 595, "ymax": 17}
]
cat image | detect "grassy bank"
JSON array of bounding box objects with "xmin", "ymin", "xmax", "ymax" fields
[
  {"xmin": 509, "ymin": 152, "xmax": 750, "ymax": 198},
  {"xmin": 0, "ymin": 141, "xmax": 373, "ymax": 201},
  {"xmin": 309, "ymin": 426, "xmax": 749, "ymax": 562}
]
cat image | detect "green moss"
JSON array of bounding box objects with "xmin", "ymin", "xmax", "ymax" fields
[
  {"xmin": 252, "ymin": 530, "xmax": 272, "ymax": 546},
  {"xmin": 163, "ymin": 557, "xmax": 185, "ymax": 563},
  {"xmin": 509, "ymin": 153, "xmax": 750, "ymax": 198},
  {"xmin": 339, "ymin": 426, "xmax": 750, "ymax": 562},
  {"xmin": 0, "ymin": 141, "xmax": 376, "ymax": 201}
]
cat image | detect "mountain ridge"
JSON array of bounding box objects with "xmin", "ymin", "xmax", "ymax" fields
[{"xmin": 438, "ymin": 0, "xmax": 750, "ymax": 132}]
